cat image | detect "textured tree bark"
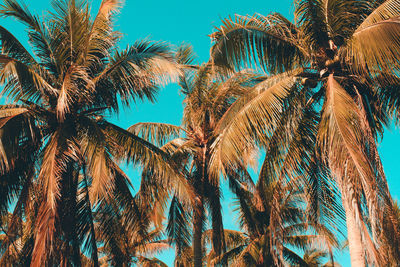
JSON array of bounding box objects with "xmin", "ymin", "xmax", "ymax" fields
[
  {"xmin": 342, "ymin": 190, "xmax": 366, "ymax": 267},
  {"xmin": 209, "ymin": 181, "xmax": 226, "ymax": 258},
  {"xmin": 193, "ymin": 199, "xmax": 204, "ymax": 267}
]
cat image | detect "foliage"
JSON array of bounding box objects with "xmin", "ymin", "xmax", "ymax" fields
[
  {"xmin": 0, "ymin": 0, "xmax": 182, "ymax": 265},
  {"xmin": 210, "ymin": 0, "xmax": 400, "ymax": 265}
]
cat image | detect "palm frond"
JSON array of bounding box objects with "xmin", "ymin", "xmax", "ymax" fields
[
  {"xmin": 76, "ymin": 171, "xmax": 99, "ymax": 266},
  {"xmin": 321, "ymin": 0, "xmax": 373, "ymax": 42},
  {"xmin": 0, "ymin": 25, "xmax": 36, "ymax": 65},
  {"xmin": 0, "ymin": 0, "xmax": 41, "ymax": 29},
  {"xmin": 176, "ymin": 43, "xmax": 196, "ymax": 66},
  {"xmin": 137, "ymin": 256, "xmax": 168, "ymax": 267},
  {"xmin": 98, "ymin": 0, "xmax": 123, "ymax": 20},
  {"xmin": 205, "ymin": 180, "xmax": 226, "ymax": 257},
  {"xmin": 0, "ymin": 107, "xmax": 28, "ymax": 129},
  {"xmin": 294, "ymin": 0, "xmax": 329, "ymax": 49},
  {"xmin": 209, "ymin": 70, "xmax": 300, "ymax": 177},
  {"xmin": 167, "ymin": 196, "xmax": 192, "ymax": 254},
  {"xmin": 282, "ymin": 246, "xmax": 308, "ymax": 266},
  {"xmin": 93, "ymin": 41, "xmax": 179, "ymax": 107},
  {"xmin": 0, "ymin": 0, "xmax": 60, "ymax": 72},
  {"xmin": 344, "ymin": 0, "xmax": 400, "ymax": 77},
  {"xmin": 100, "ymin": 121, "xmax": 194, "ymax": 204},
  {"xmin": 318, "ymin": 74, "xmax": 382, "ymax": 264},
  {"xmin": 128, "ymin": 122, "xmax": 183, "ymax": 147},
  {"xmin": 0, "ymin": 55, "xmax": 55, "ymax": 102},
  {"xmin": 135, "ymin": 241, "xmax": 170, "ymax": 256},
  {"xmin": 204, "ymin": 229, "xmax": 248, "ymax": 251},
  {"xmin": 210, "ymin": 14, "xmax": 306, "ymax": 73}
]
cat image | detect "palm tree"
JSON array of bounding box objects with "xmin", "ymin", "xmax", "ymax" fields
[
  {"xmin": 0, "ymin": 187, "xmax": 170, "ymax": 267},
  {"xmin": 0, "ymin": 0, "xmax": 186, "ymax": 265},
  {"xmin": 92, "ymin": 205, "xmax": 170, "ymax": 267},
  {"xmin": 203, "ymin": 159, "xmax": 338, "ymax": 267},
  {"xmin": 129, "ymin": 45, "xmax": 266, "ymax": 267},
  {"xmin": 209, "ymin": 1, "xmax": 400, "ymax": 265}
]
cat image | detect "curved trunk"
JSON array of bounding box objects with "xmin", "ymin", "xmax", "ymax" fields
[
  {"xmin": 193, "ymin": 198, "xmax": 204, "ymax": 267},
  {"xmin": 342, "ymin": 190, "xmax": 366, "ymax": 267}
]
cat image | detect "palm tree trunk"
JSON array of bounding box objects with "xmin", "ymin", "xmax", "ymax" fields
[
  {"xmin": 342, "ymin": 189, "xmax": 365, "ymax": 267},
  {"xmin": 192, "ymin": 145, "xmax": 208, "ymax": 267},
  {"xmin": 83, "ymin": 168, "xmax": 99, "ymax": 266},
  {"xmin": 193, "ymin": 198, "xmax": 204, "ymax": 267},
  {"xmin": 208, "ymin": 182, "xmax": 226, "ymax": 259},
  {"xmin": 60, "ymin": 165, "xmax": 81, "ymax": 267}
]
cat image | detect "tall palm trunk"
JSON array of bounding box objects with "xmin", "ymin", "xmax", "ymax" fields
[
  {"xmin": 342, "ymin": 189, "xmax": 366, "ymax": 267},
  {"xmin": 193, "ymin": 145, "xmax": 208, "ymax": 267},
  {"xmin": 60, "ymin": 164, "xmax": 81, "ymax": 267},
  {"xmin": 193, "ymin": 198, "xmax": 204, "ymax": 267},
  {"xmin": 209, "ymin": 182, "xmax": 226, "ymax": 259},
  {"xmin": 83, "ymin": 169, "xmax": 99, "ymax": 266}
]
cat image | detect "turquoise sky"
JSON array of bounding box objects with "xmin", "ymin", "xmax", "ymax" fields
[{"xmin": 2, "ymin": 0, "xmax": 400, "ymax": 266}]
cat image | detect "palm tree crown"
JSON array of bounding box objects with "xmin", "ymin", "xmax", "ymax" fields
[
  {"xmin": 0, "ymin": 0, "xmax": 182, "ymax": 265},
  {"xmin": 210, "ymin": 0, "xmax": 400, "ymax": 266},
  {"xmin": 130, "ymin": 45, "xmax": 269, "ymax": 267},
  {"xmin": 206, "ymin": 158, "xmax": 338, "ymax": 267}
]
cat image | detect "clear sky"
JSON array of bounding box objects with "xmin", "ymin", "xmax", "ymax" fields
[{"xmin": 2, "ymin": 0, "xmax": 400, "ymax": 266}]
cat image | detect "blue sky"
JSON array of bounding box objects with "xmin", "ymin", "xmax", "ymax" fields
[{"xmin": 1, "ymin": 0, "xmax": 400, "ymax": 266}]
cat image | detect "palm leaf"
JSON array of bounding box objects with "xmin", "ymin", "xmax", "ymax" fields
[
  {"xmin": 0, "ymin": 25, "xmax": 36, "ymax": 65},
  {"xmin": 0, "ymin": 107, "xmax": 28, "ymax": 129},
  {"xmin": 0, "ymin": 55, "xmax": 55, "ymax": 102},
  {"xmin": 98, "ymin": 0, "xmax": 123, "ymax": 20},
  {"xmin": 0, "ymin": 0, "xmax": 59, "ymax": 71},
  {"xmin": 101, "ymin": 121, "xmax": 195, "ymax": 204},
  {"xmin": 137, "ymin": 256, "xmax": 168, "ymax": 267},
  {"xmin": 166, "ymin": 196, "xmax": 192, "ymax": 253},
  {"xmin": 344, "ymin": 0, "xmax": 400, "ymax": 77},
  {"xmin": 93, "ymin": 41, "xmax": 179, "ymax": 107},
  {"xmin": 321, "ymin": 0, "xmax": 373, "ymax": 42},
  {"xmin": 31, "ymin": 133, "xmax": 71, "ymax": 265},
  {"xmin": 76, "ymin": 171, "xmax": 99, "ymax": 266},
  {"xmin": 210, "ymin": 14, "xmax": 306, "ymax": 73},
  {"xmin": 209, "ymin": 71, "xmax": 300, "ymax": 177},
  {"xmin": 294, "ymin": 0, "xmax": 329, "ymax": 49},
  {"xmin": 128, "ymin": 122, "xmax": 184, "ymax": 147},
  {"xmin": 318, "ymin": 74, "xmax": 382, "ymax": 264}
]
